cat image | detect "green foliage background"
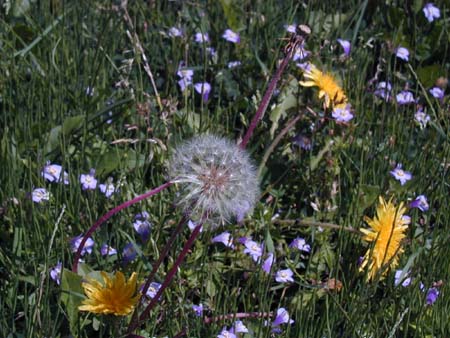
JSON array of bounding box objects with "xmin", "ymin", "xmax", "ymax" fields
[{"xmin": 0, "ymin": 0, "xmax": 449, "ymax": 337}]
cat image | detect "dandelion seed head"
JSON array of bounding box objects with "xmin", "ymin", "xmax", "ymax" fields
[{"xmin": 168, "ymin": 134, "xmax": 259, "ymax": 225}]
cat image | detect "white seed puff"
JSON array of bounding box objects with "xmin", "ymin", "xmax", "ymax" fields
[{"xmin": 168, "ymin": 134, "xmax": 259, "ymax": 224}]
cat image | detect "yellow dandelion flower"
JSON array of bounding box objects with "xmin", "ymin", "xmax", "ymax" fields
[
  {"xmin": 299, "ymin": 64, "xmax": 347, "ymax": 108},
  {"xmin": 79, "ymin": 271, "xmax": 140, "ymax": 316},
  {"xmin": 359, "ymin": 196, "xmax": 409, "ymax": 281}
]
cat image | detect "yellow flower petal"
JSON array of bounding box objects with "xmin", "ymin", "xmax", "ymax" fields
[{"xmin": 359, "ymin": 197, "xmax": 409, "ymax": 281}]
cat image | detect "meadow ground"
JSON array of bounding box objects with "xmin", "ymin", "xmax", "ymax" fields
[{"xmin": 0, "ymin": 1, "xmax": 449, "ymax": 337}]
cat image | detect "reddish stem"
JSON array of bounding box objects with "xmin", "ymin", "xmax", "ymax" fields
[
  {"xmin": 127, "ymin": 222, "xmax": 203, "ymax": 333},
  {"xmin": 71, "ymin": 181, "xmax": 173, "ymax": 272},
  {"xmin": 128, "ymin": 215, "xmax": 188, "ymax": 330},
  {"xmin": 239, "ymin": 45, "xmax": 298, "ymax": 149}
]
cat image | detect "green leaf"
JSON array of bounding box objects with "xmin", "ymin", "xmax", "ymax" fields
[
  {"xmin": 60, "ymin": 269, "xmax": 84, "ymax": 336},
  {"xmin": 62, "ymin": 115, "xmax": 85, "ymax": 135},
  {"xmin": 219, "ymin": 0, "xmax": 244, "ymax": 31},
  {"xmin": 269, "ymin": 78, "xmax": 298, "ymax": 138},
  {"xmin": 357, "ymin": 184, "xmax": 380, "ymax": 211},
  {"xmin": 416, "ymin": 65, "xmax": 441, "ymax": 88}
]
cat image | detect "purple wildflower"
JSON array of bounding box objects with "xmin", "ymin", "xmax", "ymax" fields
[
  {"xmin": 289, "ymin": 237, "xmax": 311, "ymax": 253},
  {"xmin": 429, "ymin": 87, "xmax": 444, "ymax": 100},
  {"xmin": 32, "ymin": 188, "xmax": 50, "ymax": 203},
  {"xmin": 188, "ymin": 220, "xmax": 203, "ymax": 232},
  {"xmin": 272, "ymin": 307, "xmax": 294, "ymax": 327},
  {"xmin": 410, "ymin": 195, "xmax": 429, "ymax": 211},
  {"xmin": 402, "ymin": 215, "xmax": 411, "ymax": 224},
  {"xmin": 143, "ymin": 282, "xmax": 162, "ymax": 299},
  {"xmin": 243, "ymin": 240, "xmax": 263, "ymax": 262},
  {"xmin": 79, "ymin": 169, "xmax": 97, "ymax": 190},
  {"xmin": 194, "ymin": 32, "xmax": 209, "ymax": 43},
  {"xmin": 212, "ymin": 231, "xmax": 234, "ymax": 248},
  {"xmin": 49, "ymin": 262, "xmax": 62, "ymax": 285},
  {"xmin": 395, "ymin": 47, "xmax": 409, "ymax": 61},
  {"xmin": 133, "ymin": 213, "xmax": 152, "ymax": 243},
  {"xmin": 206, "ymin": 47, "xmax": 217, "ymax": 57},
  {"xmin": 415, "ymin": 107, "xmax": 431, "ymax": 129},
  {"xmin": 394, "ymin": 270, "xmax": 411, "ymax": 287},
  {"xmin": 426, "ymin": 287, "xmax": 439, "ymax": 305},
  {"xmin": 168, "ymin": 27, "xmax": 183, "ymax": 37},
  {"xmin": 292, "ymin": 42, "xmax": 310, "ymax": 61},
  {"xmin": 337, "ymin": 39, "xmax": 351, "ymax": 56},
  {"xmin": 275, "ymin": 268, "xmax": 294, "ymax": 283},
  {"xmin": 396, "ymin": 91, "xmax": 415, "ymax": 105},
  {"xmin": 262, "ymin": 252, "xmax": 274, "ymax": 274},
  {"xmin": 177, "ymin": 63, "xmax": 194, "ymax": 92},
  {"xmin": 284, "ymin": 24, "xmax": 297, "ymax": 33},
  {"xmin": 217, "ymin": 328, "xmax": 236, "ymax": 338},
  {"xmin": 100, "ymin": 243, "xmax": 117, "ymax": 256},
  {"xmin": 222, "ymin": 29, "xmax": 240, "ymax": 43},
  {"xmin": 374, "ymin": 81, "xmax": 392, "ymax": 101},
  {"xmin": 42, "ymin": 162, "xmax": 68, "ymax": 184},
  {"xmin": 194, "ymin": 82, "xmax": 211, "ymax": 101},
  {"xmin": 234, "ymin": 320, "xmax": 248, "ymax": 333},
  {"xmin": 99, "ymin": 179, "xmax": 116, "ymax": 198},
  {"xmin": 423, "ymin": 3, "xmax": 440, "ymax": 22},
  {"xmin": 122, "ymin": 242, "xmax": 137, "ymax": 263},
  {"xmin": 70, "ymin": 235, "xmax": 94, "ymax": 256},
  {"xmin": 192, "ymin": 303, "xmax": 204, "ymax": 317},
  {"xmin": 332, "ymin": 104, "xmax": 354, "ymax": 123},
  {"xmin": 390, "ymin": 164, "xmax": 412, "ymax": 185},
  {"xmin": 227, "ymin": 61, "xmax": 241, "ymax": 69},
  {"xmin": 293, "ymin": 134, "xmax": 312, "ymax": 150}
]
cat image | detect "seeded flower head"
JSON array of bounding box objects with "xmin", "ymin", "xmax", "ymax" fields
[{"xmin": 168, "ymin": 134, "xmax": 259, "ymax": 225}]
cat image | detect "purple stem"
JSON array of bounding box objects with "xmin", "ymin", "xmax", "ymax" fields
[
  {"xmin": 128, "ymin": 215, "xmax": 188, "ymax": 330},
  {"xmin": 239, "ymin": 47, "xmax": 296, "ymax": 149},
  {"xmin": 127, "ymin": 222, "xmax": 203, "ymax": 333},
  {"xmin": 71, "ymin": 181, "xmax": 173, "ymax": 272}
]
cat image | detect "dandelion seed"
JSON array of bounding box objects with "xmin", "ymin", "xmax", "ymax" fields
[
  {"xmin": 70, "ymin": 235, "xmax": 94, "ymax": 256},
  {"xmin": 222, "ymin": 29, "xmax": 240, "ymax": 43},
  {"xmin": 289, "ymin": 237, "xmax": 311, "ymax": 253},
  {"xmin": 337, "ymin": 39, "xmax": 351, "ymax": 56},
  {"xmin": 275, "ymin": 268, "xmax": 294, "ymax": 283},
  {"xmin": 168, "ymin": 134, "xmax": 259, "ymax": 224},
  {"xmin": 390, "ymin": 164, "xmax": 412, "ymax": 185},
  {"xmin": 79, "ymin": 271, "xmax": 140, "ymax": 316},
  {"xmin": 359, "ymin": 197, "xmax": 409, "ymax": 281},
  {"xmin": 395, "ymin": 47, "xmax": 409, "ymax": 61},
  {"xmin": 410, "ymin": 195, "xmax": 429, "ymax": 211},
  {"xmin": 423, "ymin": 3, "xmax": 440, "ymax": 22},
  {"xmin": 212, "ymin": 231, "xmax": 234, "ymax": 248},
  {"xmin": 100, "ymin": 243, "xmax": 117, "ymax": 256},
  {"xmin": 396, "ymin": 91, "xmax": 415, "ymax": 105},
  {"xmin": 50, "ymin": 262, "xmax": 62, "ymax": 285},
  {"xmin": 80, "ymin": 169, "xmax": 97, "ymax": 190},
  {"xmin": 32, "ymin": 188, "xmax": 50, "ymax": 203}
]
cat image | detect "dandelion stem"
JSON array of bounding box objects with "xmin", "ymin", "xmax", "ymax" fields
[
  {"xmin": 127, "ymin": 221, "xmax": 203, "ymax": 333},
  {"xmin": 239, "ymin": 32, "xmax": 305, "ymax": 149},
  {"xmin": 71, "ymin": 181, "xmax": 173, "ymax": 273},
  {"xmin": 128, "ymin": 215, "xmax": 188, "ymax": 330}
]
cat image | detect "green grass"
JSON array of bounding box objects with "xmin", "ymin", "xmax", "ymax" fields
[{"xmin": 1, "ymin": 1, "xmax": 449, "ymax": 337}]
